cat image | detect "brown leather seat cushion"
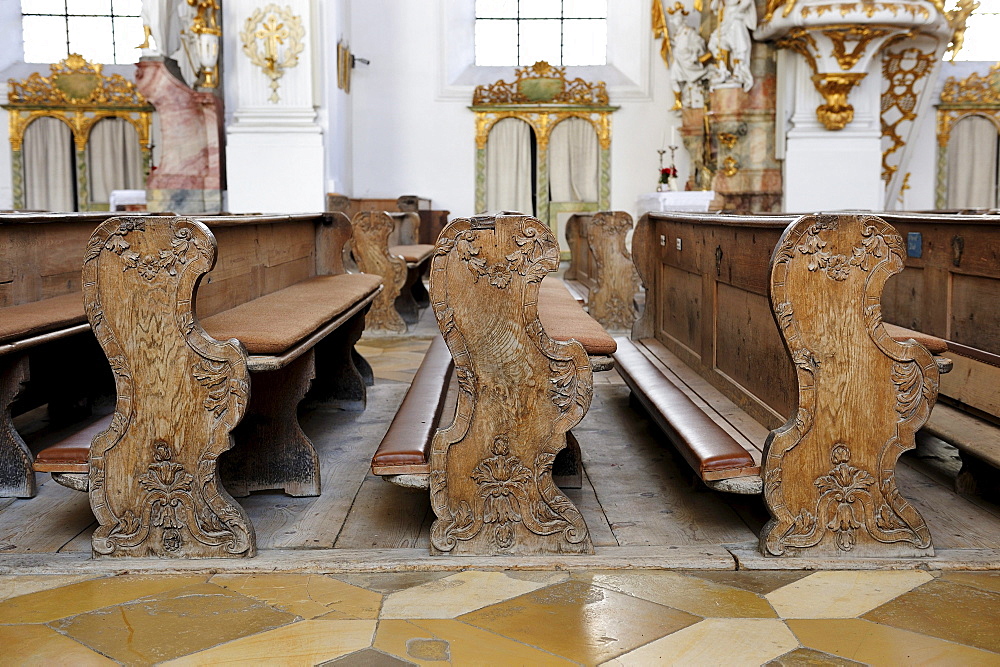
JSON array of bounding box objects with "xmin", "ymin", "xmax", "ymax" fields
[
  {"xmin": 884, "ymin": 323, "xmax": 948, "ymax": 355},
  {"xmin": 372, "ymin": 335, "xmax": 452, "ymax": 472},
  {"xmin": 613, "ymin": 338, "xmax": 757, "ymax": 478},
  {"xmin": 537, "ymin": 280, "xmax": 617, "ymax": 356},
  {"xmin": 34, "ymin": 413, "xmax": 113, "ymax": 473},
  {"xmin": 201, "ymin": 273, "xmax": 382, "ymax": 355},
  {"xmin": 0, "ymin": 292, "xmax": 87, "ymax": 345},
  {"xmin": 389, "ymin": 244, "xmax": 435, "ymax": 264}
]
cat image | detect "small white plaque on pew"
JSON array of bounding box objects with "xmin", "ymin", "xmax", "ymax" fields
[{"xmin": 636, "ymin": 191, "xmax": 716, "ymax": 215}]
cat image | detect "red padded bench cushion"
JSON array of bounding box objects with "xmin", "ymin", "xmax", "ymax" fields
[
  {"xmin": 884, "ymin": 323, "xmax": 948, "ymax": 355},
  {"xmin": 201, "ymin": 273, "xmax": 382, "ymax": 355},
  {"xmin": 34, "ymin": 413, "xmax": 113, "ymax": 473},
  {"xmin": 0, "ymin": 292, "xmax": 87, "ymax": 345},
  {"xmin": 538, "ymin": 279, "xmax": 617, "ymax": 356},
  {"xmin": 613, "ymin": 337, "xmax": 758, "ymax": 480},
  {"xmin": 371, "ymin": 335, "xmax": 452, "ymax": 474},
  {"xmin": 389, "ymin": 244, "xmax": 435, "ymax": 265}
]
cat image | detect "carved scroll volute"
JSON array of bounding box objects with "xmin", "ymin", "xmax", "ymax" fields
[
  {"xmin": 589, "ymin": 211, "xmax": 637, "ymax": 332},
  {"xmin": 83, "ymin": 216, "xmax": 255, "ymax": 558},
  {"xmin": 762, "ymin": 213, "xmax": 936, "ymax": 558},
  {"xmin": 630, "ymin": 213, "xmax": 657, "ymax": 340},
  {"xmin": 428, "ymin": 213, "xmax": 594, "ymax": 555},
  {"xmin": 351, "ymin": 211, "xmax": 407, "ymax": 333}
]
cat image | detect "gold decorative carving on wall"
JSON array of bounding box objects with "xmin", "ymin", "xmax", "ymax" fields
[
  {"xmin": 240, "ymin": 4, "xmax": 306, "ymax": 103},
  {"xmin": 825, "ymin": 27, "xmax": 896, "ymax": 70},
  {"xmin": 472, "ymin": 61, "xmax": 609, "ymax": 106},
  {"xmin": 880, "ymin": 47, "xmax": 936, "ymax": 182},
  {"xmin": 763, "ymin": 0, "xmax": 797, "ymax": 22},
  {"xmin": 940, "ymin": 62, "xmax": 1000, "ymax": 105},
  {"xmin": 813, "ymin": 72, "xmax": 867, "ymax": 130},
  {"xmin": 799, "ymin": 2, "xmax": 931, "ymax": 19},
  {"xmin": 944, "ymin": 0, "xmax": 978, "ymax": 61}
]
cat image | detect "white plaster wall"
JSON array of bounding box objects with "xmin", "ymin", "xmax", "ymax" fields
[
  {"xmin": 349, "ymin": 0, "xmax": 681, "ymax": 221},
  {"xmin": 319, "ymin": 0, "xmax": 352, "ymax": 195}
]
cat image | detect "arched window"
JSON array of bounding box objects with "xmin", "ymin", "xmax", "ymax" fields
[
  {"xmin": 475, "ymin": 0, "xmax": 607, "ymax": 66},
  {"xmin": 21, "ymin": 0, "xmax": 143, "ymax": 65}
]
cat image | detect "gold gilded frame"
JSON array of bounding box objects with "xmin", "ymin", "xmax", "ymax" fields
[
  {"xmin": 935, "ymin": 63, "xmax": 1000, "ymax": 208},
  {"xmin": 471, "ymin": 62, "xmax": 618, "ymax": 225},
  {"xmin": 4, "ymin": 54, "xmax": 153, "ymax": 210}
]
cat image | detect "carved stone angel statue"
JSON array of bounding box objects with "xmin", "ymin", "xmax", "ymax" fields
[
  {"xmin": 140, "ymin": 0, "xmax": 173, "ymax": 56},
  {"xmin": 709, "ymin": 0, "xmax": 757, "ymax": 92},
  {"xmin": 667, "ymin": 6, "xmax": 708, "ymax": 109}
]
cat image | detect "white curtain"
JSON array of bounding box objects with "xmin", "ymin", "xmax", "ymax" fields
[
  {"xmin": 549, "ymin": 118, "xmax": 600, "ymax": 202},
  {"xmin": 548, "ymin": 117, "xmax": 599, "ymax": 203},
  {"xmin": 87, "ymin": 118, "xmax": 144, "ymax": 207},
  {"xmin": 947, "ymin": 115, "xmax": 1000, "ymax": 209},
  {"xmin": 23, "ymin": 117, "xmax": 75, "ymax": 212},
  {"xmin": 486, "ymin": 118, "xmax": 533, "ymax": 215}
]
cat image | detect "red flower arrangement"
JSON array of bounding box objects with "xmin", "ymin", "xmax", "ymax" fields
[{"xmin": 659, "ymin": 166, "xmax": 678, "ymax": 184}]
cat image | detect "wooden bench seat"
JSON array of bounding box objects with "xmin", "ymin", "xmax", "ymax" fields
[
  {"xmin": 1, "ymin": 212, "xmax": 121, "ymax": 498},
  {"xmin": 27, "ymin": 214, "xmax": 380, "ymax": 558},
  {"xmin": 625, "ymin": 211, "xmax": 953, "ymax": 558},
  {"xmin": 351, "ymin": 211, "xmax": 433, "ymax": 332}
]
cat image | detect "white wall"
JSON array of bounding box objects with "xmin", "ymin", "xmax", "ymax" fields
[
  {"xmin": 319, "ymin": 0, "xmax": 352, "ymax": 195},
  {"xmin": 348, "ymin": 0, "xmax": 681, "ymax": 221}
]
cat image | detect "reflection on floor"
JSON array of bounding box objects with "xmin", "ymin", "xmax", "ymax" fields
[{"xmin": 1, "ymin": 569, "xmax": 999, "ymax": 665}]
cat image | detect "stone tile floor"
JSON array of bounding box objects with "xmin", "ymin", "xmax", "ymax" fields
[{"xmin": 1, "ymin": 569, "xmax": 999, "ymax": 665}]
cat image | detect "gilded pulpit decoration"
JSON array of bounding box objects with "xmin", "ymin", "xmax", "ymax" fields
[
  {"xmin": 762, "ymin": 214, "xmax": 936, "ymax": 558},
  {"xmin": 471, "ymin": 62, "xmax": 618, "ymax": 222},
  {"xmin": 3, "ymin": 54, "xmax": 153, "ymax": 209},
  {"xmin": 240, "ymin": 4, "xmax": 306, "ymax": 103},
  {"xmin": 880, "ymin": 47, "xmax": 936, "ymax": 183},
  {"xmin": 935, "ymin": 64, "xmax": 1000, "ymax": 207}
]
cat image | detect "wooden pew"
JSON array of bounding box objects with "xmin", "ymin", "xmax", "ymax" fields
[
  {"xmin": 371, "ymin": 213, "xmax": 617, "ymax": 556},
  {"xmin": 877, "ymin": 212, "xmax": 1000, "ymax": 496},
  {"xmin": 0, "ymin": 212, "xmax": 120, "ymax": 498},
  {"xmin": 31, "ymin": 213, "xmax": 381, "ymax": 558},
  {"xmin": 563, "ymin": 211, "xmax": 639, "ymax": 332},
  {"xmin": 618, "ymin": 211, "xmax": 951, "ymax": 558},
  {"xmin": 350, "ymin": 211, "xmax": 434, "ymax": 332},
  {"xmin": 328, "ymin": 193, "xmax": 450, "ymax": 246}
]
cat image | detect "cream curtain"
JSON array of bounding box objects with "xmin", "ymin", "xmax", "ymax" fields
[
  {"xmin": 947, "ymin": 115, "xmax": 1000, "ymax": 209},
  {"xmin": 87, "ymin": 118, "xmax": 144, "ymax": 207},
  {"xmin": 23, "ymin": 117, "xmax": 76, "ymax": 212},
  {"xmin": 486, "ymin": 118, "xmax": 534, "ymax": 215},
  {"xmin": 548, "ymin": 117, "xmax": 598, "ymax": 203}
]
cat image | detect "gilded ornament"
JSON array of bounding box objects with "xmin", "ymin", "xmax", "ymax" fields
[
  {"xmin": 240, "ymin": 5, "xmax": 306, "ymax": 103},
  {"xmin": 824, "ymin": 27, "xmax": 895, "ymax": 71},
  {"xmin": 473, "ymin": 61, "xmax": 609, "ymax": 106},
  {"xmin": 880, "ymin": 48, "xmax": 936, "ymax": 183}
]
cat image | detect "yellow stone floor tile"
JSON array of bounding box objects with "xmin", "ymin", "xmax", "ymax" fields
[
  {"xmin": 161, "ymin": 619, "xmax": 377, "ymax": 666},
  {"xmin": 459, "ymin": 578, "xmax": 700, "ymax": 664},
  {"xmin": 939, "ymin": 571, "xmax": 1000, "ymax": 595},
  {"xmin": 380, "ymin": 570, "xmax": 566, "ymax": 619},
  {"xmin": 51, "ymin": 581, "xmax": 297, "ymax": 665},
  {"xmin": 764, "ymin": 646, "xmax": 867, "ymax": 666},
  {"xmin": 0, "ymin": 574, "xmax": 207, "ymax": 624},
  {"xmin": 602, "ymin": 618, "xmax": 799, "ymax": 666},
  {"xmin": 373, "ymin": 619, "xmax": 574, "ymax": 666},
  {"xmin": 586, "ymin": 570, "xmax": 778, "ymax": 618},
  {"xmin": 765, "ymin": 570, "xmax": 933, "ymax": 619},
  {"xmin": 788, "ymin": 618, "xmax": 1000, "ymax": 666},
  {"xmin": 0, "ymin": 624, "xmax": 117, "ymax": 666},
  {"xmin": 210, "ymin": 573, "xmax": 382, "ymax": 620},
  {"xmin": 862, "ymin": 578, "xmax": 1000, "ymax": 654},
  {"xmin": 0, "ymin": 574, "xmax": 99, "ymax": 602}
]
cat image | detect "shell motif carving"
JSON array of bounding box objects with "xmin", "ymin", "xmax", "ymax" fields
[
  {"xmin": 85, "ymin": 216, "xmax": 255, "ymax": 558},
  {"xmin": 588, "ymin": 211, "xmax": 637, "ymax": 331},
  {"xmin": 761, "ymin": 214, "xmax": 934, "ymax": 558},
  {"xmin": 428, "ymin": 213, "xmax": 593, "ymax": 555}
]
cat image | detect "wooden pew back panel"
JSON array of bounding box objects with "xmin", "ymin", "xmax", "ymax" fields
[
  {"xmin": 762, "ymin": 213, "xmax": 936, "ymax": 558},
  {"xmin": 84, "ymin": 216, "xmax": 255, "ymax": 558},
  {"xmin": 428, "ymin": 213, "xmax": 594, "ymax": 556}
]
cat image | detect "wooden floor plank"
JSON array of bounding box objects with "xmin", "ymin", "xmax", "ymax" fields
[
  {"xmin": 579, "ymin": 383, "xmax": 758, "ymax": 546},
  {"xmin": 0, "ymin": 476, "xmax": 94, "ymax": 553},
  {"xmin": 334, "ymin": 473, "xmax": 430, "ymax": 549}
]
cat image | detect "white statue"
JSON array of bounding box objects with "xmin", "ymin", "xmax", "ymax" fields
[
  {"xmin": 171, "ymin": 1, "xmax": 200, "ymax": 88},
  {"xmin": 140, "ymin": 0, "xmax": 173, "ymax": 57},
  {"xmin": 709, "ymin": 0, "xmax": 757, "ymax": 92},
  {"xmin": 667, "ymin": 8, "xmax": 708, "ymax": 109}
]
